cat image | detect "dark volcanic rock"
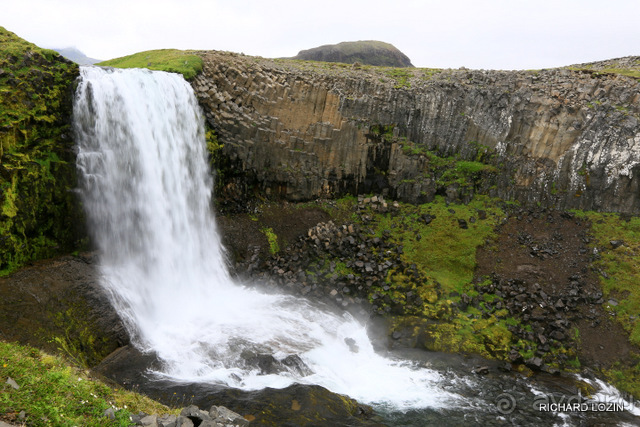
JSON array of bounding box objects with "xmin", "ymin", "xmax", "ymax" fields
[{"xmin": 95, "ymin": 346, "xmax": 378, "ymax": 427}]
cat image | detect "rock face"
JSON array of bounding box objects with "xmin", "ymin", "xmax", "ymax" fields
[
  {"xmin": 291, "ymin": 40, "xmax": 414, "ymax": 67},
  {"xmin": 192, "ymin": 51, "xmax": 640, "ymax": 213}
]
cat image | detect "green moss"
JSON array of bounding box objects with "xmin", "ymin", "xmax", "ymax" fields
[
  {"xmin": 391, "ymin": 315, "xmax": 514, "ymax": 360},
  {"xmin": 370, "ymin": 196, "xmax": 502, "ymax": 291},
  {"xmin": 98, "ymin": 49, "xmax": 203, "ymax": 80},
  {"xmin": 368, "ymin": 123, "xmax": 395, "ymax": 143},
  {"xmin": 260, "ymin": 227, "xmax": 280, "ymax": 255},
  {"xmin": 205, "ymin": 127, "xmax": 223, "ymax": 172},
  {"xmin": 398, "ymin": 140, "xmax": 499, "ymax": 192},
  {"xmin": 0, "ymin": 341, "xmax": 176, "ymax": 426},
  {"xmin": 0, "ymin": 27, "xmax": 83, "ymax": 276}
]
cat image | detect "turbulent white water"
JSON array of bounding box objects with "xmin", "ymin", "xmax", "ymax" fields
[{"xmin": 73, "ymin": 66, "xmax": 464, "ymax": 410}]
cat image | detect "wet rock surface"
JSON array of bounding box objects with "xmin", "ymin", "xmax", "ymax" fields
[{"xmin": 0, "ymin": 199, "xmax": 639, "ymax": 425}]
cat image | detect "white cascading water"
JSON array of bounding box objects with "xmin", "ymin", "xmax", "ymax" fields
[{"xmin": 73, "ymin": 66, "xmax": 465, "ymax": 410}]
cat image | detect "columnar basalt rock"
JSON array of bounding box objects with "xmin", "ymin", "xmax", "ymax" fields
[{"xmin": 192, "ymin": 51, "xmax": 640, "ymax": 213}]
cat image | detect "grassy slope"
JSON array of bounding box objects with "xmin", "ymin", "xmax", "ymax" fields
[
  {"xmin": 98, "ymin": 50, "xmax": 203, "ymax": 80},
  {"xmin": 573, "ymin": 211, "xmax": 640, "ymax": 395},
  {"xmin": 0, "ymin": 341, "xmax": 177, "ymax": 426}
]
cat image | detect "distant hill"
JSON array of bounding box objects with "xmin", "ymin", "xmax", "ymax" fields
[
  {"xmin": 291, "ymin": 40, "xmax": 413, "ymax": 67},
  {"xmin": 53, "ymin": 47, "xmax": 101, "ymax": 65}
]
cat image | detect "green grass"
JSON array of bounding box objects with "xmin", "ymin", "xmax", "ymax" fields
[
  {"xmin": 574, "ymin": 211, "xmax": 640, "ymax": 344},
  {"xmin": 606, "ymin": 362, "xmax": 640, "ymax": 398},
  {"xmin": 0, "ymin": 341, "xmax": 176, "ymax": 426},
  {"xmin": 98, "ymin": 49, "xmax": 203, "ymax": 80},
  {"xmin": 370, "ymin": 195, "xmax": 502, "ymax": 291}
]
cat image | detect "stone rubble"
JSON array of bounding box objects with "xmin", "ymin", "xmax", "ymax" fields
[{"xmin": 106, "ymin": 404, "xmax": 249, "ymax": 427}]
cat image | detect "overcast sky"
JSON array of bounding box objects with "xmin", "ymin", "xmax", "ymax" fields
[{"xmin": 3, "ymin": 0, "xmax": 639, "ymax": 70}]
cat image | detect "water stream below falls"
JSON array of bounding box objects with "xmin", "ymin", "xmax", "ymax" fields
[{"xmin": 73, "ymin": 66, "xmax": 640, "ymax": 426}]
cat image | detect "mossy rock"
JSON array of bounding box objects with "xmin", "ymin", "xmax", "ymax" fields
[{"xmin": 0, "ymin": 26, "xmax": 83, "ymax": 275}]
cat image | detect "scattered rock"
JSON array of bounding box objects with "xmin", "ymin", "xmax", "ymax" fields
[
  {"xmin": 6, "ymin": 377, "xmax": 19, "ymax": 390},
  {"xmin": 610, "ymin": 240, "xmax": 625, "ymax": 249},
  {"xmin": 103, "ymin": 408, "xmax": 116, "ymax": 420},
  {"xmin": 123, "ymin": 404, "xmax": 249, "ymax": 427},
  {"xmin": 344, "ymin": 337, "xmax": 359, "ymax": 353},
  {"xmin": 472, "ymin": 366, "xmax": 490, "ymax": 375}
]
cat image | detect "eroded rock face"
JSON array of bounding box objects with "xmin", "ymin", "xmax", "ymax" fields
[{"xmin": 192, "ymin": 51, "xmax": 640, "ymax": 213}]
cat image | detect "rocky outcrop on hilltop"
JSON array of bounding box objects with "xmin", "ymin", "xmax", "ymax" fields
[
  {"xmin": 192, "ymin": 51, "xmax": 640, "ymax": 213},
  {"xmin": 290, "ymin": 40, "xmax": 414, "ymax": 67}
]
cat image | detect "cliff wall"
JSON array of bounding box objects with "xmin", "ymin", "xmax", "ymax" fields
[
  {"xmin": 192, "ymin": 52, "xmax": 640, "ymax": 213},
  {"xmin": 0, "ymin": 28, "xmax": 83, "ymax": 275}
]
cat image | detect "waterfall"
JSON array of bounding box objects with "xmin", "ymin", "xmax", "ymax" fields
[{"xmin": 72, "ymin": 66, "xmax": 463, "ymax": 410}]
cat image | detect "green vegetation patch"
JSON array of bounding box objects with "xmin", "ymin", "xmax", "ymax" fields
[
  {"xmin": 0, "ymin": 341, "xmax": 175, "ymax": 426},
  {"xmin": 606, "ymin": 360, "xmax": 640, "ymax": 399},
  {"xmin": 0, "ymin": 26, "xmax": 83, "ymax": 275},
  {"xmin": 398, "ymin": 139, "xmax": 498, "ymax": 191},
  {"xmin": 98, "ymin": 49, "xmax": 203, "ymax": 80},
  {"xmin": 574, "ymin": 211, "xmax": 640, "ymax": 344},
  {"xmin": 385, "ymin": 68, "xmax": 413, "ymax": 89},
  {"xmin": 260, "ymin": 227, "xmax": 280, "ymax": 255},
  {"xmin": 369, "ymin": 195, "xmax": 502, "ymax": 291}
]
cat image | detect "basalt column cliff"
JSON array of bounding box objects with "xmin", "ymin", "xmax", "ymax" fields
[{"xmin": 192, "ymin": 52, "xmax": 640, "ymax": 213}]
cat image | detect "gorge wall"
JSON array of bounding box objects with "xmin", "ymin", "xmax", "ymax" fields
[{"xmin": 192, "ymin": 52, "xmax": 640, "ymax": 213}]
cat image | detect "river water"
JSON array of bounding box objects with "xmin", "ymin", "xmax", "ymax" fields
[{"xmin": 73, "ymin": 66, "xmax": 640, "ymax": 426}]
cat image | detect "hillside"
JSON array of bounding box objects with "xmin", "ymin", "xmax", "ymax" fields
[
  {"xmin": 53, "ymin": 47, "xmax": 101, "ymax": 65},
  {"xmin": 291, "ymin": 40, "xmax": 414, "ymax": 67}
]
